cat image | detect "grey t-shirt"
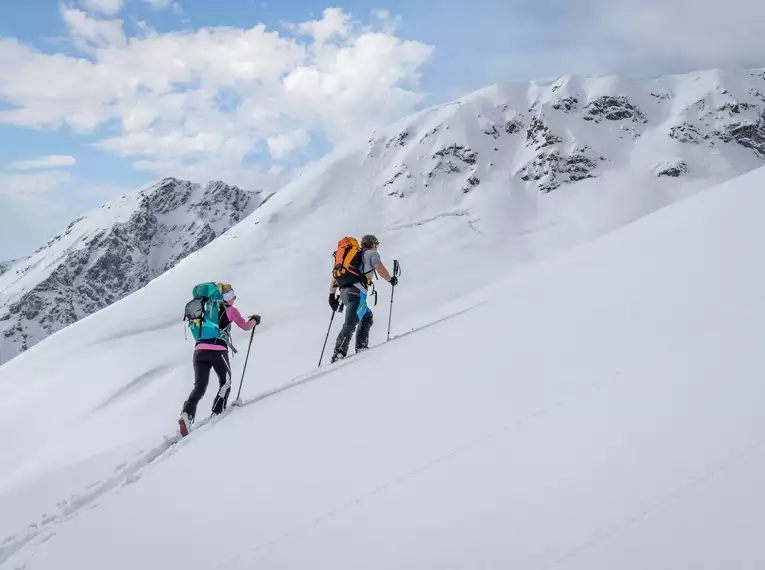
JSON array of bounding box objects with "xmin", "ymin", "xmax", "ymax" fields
[
  {"xmin": 361, "ymin": 249, "xmax": 382, "ymax": 279},
  {"xmin": 354, "ymin": 249, "xmax": 381, "ymax": 291}
]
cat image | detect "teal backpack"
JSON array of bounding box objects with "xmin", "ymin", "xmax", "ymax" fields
[{"xmin": 183, "ymin": 282, "xmax": 227, "ymax": 342}]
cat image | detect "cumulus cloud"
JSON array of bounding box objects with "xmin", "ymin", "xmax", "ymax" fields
[
  {"xmin": 296, "ymin": 8, "xmax": 352, "ymax": 45},
  {"xmin": 267, "ymin": 129, "xmax": 310, "ymax": 159},
  {"xmin": 80, "ymin": 0, "xmax": 124, "ymax": 16},
  {"xmin": 0, "ymin": 7, "xmax": 432, "ymax": 185},
  {"xmin": 61, "ymin": 7, "xmax": 126, "ymax": 51},
  {"xmin": 8, "ymin": 155, "xmax": 77, "ymax": 171},
  {"xmin": 283, "ymin": 32, "xmax": 433, "ymax": 141}
]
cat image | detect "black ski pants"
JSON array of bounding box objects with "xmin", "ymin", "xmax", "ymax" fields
[
  {"xmin": 182, "ymin": 349, "xmax": 232, "ymax": 421},
  {"xmin": 334, "ymin": 287, "xmax": 373, "ymax": 356}
]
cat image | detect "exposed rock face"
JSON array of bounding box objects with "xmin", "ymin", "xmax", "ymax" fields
[
  {"xmin": 668, "ymin": 87, "xmax": 765, "ymax": 158},
  {"xmin": 526, "ymin": 116, "xmax": 564, "ymax": 150},
  {"xmin": 583, "ymin": 96, "xmax": 648, "ymax": 124},
  {"xmin": 373, "ymin": 68, "xmax": 765, "ymax": 205},
  {"xmin": 656, "ymin": 162, "xmax": 690, "ymax": 177},
  {"xmin": 553, "ymin": 96, "xmax": 579, "ymax": 112},
  {"xmin": 716, "ymin": 119, "xmax": 765, "ymax": 158},
  {"xmin": 0, "ymin": 178, "xmax": 268, "ymax": 365},
  {"xmin": 670, "ymin": 123, "xmax": 707, "ymax": 144},
  {"xmin": 520, "ymin": 148, "xmax": 601, "ymax": 192}
]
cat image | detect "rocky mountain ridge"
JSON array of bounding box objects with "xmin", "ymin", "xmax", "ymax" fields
[{"xmin": 0, "ymin": 178, "xmax": 267, "ymax": 365}]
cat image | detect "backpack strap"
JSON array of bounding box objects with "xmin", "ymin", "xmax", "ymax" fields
[
  {"xmin": 197, "ymin": 297, "xmax": 207, "ymax": 340},
  {"xmin": 342, "ymin": 245, "xmax": 361, "ymax": 277}
]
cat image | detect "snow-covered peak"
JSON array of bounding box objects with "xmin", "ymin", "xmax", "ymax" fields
[
  {"xmin": 0, "ymin": 177, "xmax": 267, "ymax": 365},
  {"xmin": 0, "ymin": 258, "xmax": 21, "ymax": 277},
  {"xmin": 364, "ymin": 66, "xmax": 765, "ymax": 200}
]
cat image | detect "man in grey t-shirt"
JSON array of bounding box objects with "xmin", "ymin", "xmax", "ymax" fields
[{"xmin": 329, "ymin": 234, "xmax": 398, "ymax": 361}]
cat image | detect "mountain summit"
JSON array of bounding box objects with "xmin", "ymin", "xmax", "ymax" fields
[{"xmin": 0, "ymin": 178, "xmax": 267, "ymax": 365}]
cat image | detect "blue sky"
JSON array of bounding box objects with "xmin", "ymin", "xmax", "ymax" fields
[{"xmin": 0, "ymin": 0, "xmax": 762, "ymax": 259}]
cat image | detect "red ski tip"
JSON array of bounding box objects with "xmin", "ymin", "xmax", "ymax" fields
[{"xmin": 179, "ymin": 418, "xmax": 190, "ymax": 437}]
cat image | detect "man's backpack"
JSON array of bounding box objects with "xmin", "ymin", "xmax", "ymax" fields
[
  {"xmin": 183, "ymin": 282, "xmax": 226, "ymax": 342},
  {"xmin": 333, "ymin": 237, "xmax": 371, "ymax": 288}
]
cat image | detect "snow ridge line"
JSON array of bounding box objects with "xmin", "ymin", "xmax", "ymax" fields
[{"xmin": 0, "ymin": 301, "xmax": 485, "ymax": 565}]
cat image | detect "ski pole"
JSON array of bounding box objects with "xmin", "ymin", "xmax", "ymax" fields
[
  {"xmin": 318, "ymin": 307, "xmax": 337, "ymax": 367},
  {"xmin": 387, "ymin": 260, "xmax": 401, "ymax": 342},
  {"xmin": 234, "ymin": 327, "xmax": 256, "ymax": 404}
]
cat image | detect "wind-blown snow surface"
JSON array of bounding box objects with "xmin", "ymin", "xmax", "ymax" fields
[
  {"xmin": 2, "ymin": 162, "xmax": 765, "ymax": 568},
  {"xmin": 0, "ymin": 178, "xmax": 266, "ymax": 365}
]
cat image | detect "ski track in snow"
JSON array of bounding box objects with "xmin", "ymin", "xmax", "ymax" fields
[
  {"xmin": 94, "ymin": 363, "xmax": 174, "ymax": 412},
  {"xmin": 0, "ymin": 300, "xmax": 486, "ymax": 566},
  {"xmin": 0, "ymin": 433, "xmax": 182, "ymax": 566},
  {"xmin": 0, "ymin": 409, "xmax": 236, "ymax": 567},
  {"xmin": 386, "ymin": 210, "xmax": 471, "ymax": 233},
  {"xmin": 93, "ymin": 319, "xmax": 178, "ymax": 345}
]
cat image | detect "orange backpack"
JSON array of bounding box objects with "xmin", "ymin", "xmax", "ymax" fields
[{"xmin": 333, "ymin": 237, "xmax": 371, "ymax": 288}]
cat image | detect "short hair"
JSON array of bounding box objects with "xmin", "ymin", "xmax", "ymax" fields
[{"xmin": 360, "ymin": 234, "xmax": 379, "ymax": 249}]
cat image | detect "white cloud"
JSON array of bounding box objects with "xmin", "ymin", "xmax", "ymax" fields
[
  {"xmin": 370, "ymin": 9, "xmax": 401, "ymax": 34},
  {"xmin": 0, "ymin": 7, "xmax": 432, "ymax": 186},
  {"xmin": 266, "ymin": 129, "xmax": 310, "ymax": 159},
  {"xmin": 283, "ymin": 32, "xmax": 433, "ymax": 142},
  {"xmin": 80, "ymin": 0, "xmax": 124, "ymax": 16},
  {"xmin": 61, "ymin": 7, "xmax": 126, "ymax": 51},
  {"xmin": 297, "ymin": 8, "xmax": 352, "ymax": 45},
  {"xmin": 8, "ymin": 155, "xmax": 77, "ymax": 171}
]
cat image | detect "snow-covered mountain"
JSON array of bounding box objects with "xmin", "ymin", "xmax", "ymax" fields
[
  {"xmin": 1, "ymin": 67, "xmax": 765, "ymax": 569},
  {"xmin": 0, "ymin": 178, "xmax": 267, "ymax": 365},
  {"xmin": 2, "ymin": 67, "xmax": 763, "ymax": 368},
  {"xmin": 369, "ymin": 66, "xmax": 764, "ymax": 197},
  {"xmin": 0, "ymin": 259, "xmax": 21, "ymax": 277}
]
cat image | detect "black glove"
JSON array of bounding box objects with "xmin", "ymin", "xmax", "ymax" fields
[
  {"xmin": 248, "ymin": 314, "xmax": 261, "ymax": 325},
  {"xmin": 389, "ymin": 276, "xmax": 398, "ymax": 287},
  {"xmin": 329, "ymin": 294, "xmax": 340, "ymax": 312}
]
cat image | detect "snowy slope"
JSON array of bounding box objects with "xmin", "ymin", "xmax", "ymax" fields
[
  {"xmin": 0, "ymin": 259, "xmax": 21, "ymax": 277},
  {"xmin": 0, "ymin": 178, "xmax": 267, "ymax": 365},
  {"xmin": 1, "ymin": 67, "xmax": 765, "ymax": 568},
  {"xmin": 2, "ymin": 165, "xmax": 765, "ymax": 569}
]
